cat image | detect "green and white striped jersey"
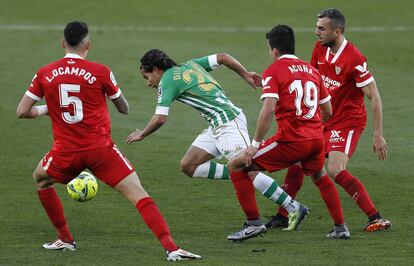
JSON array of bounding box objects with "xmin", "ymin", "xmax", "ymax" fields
[{"xmin": 155, "ymin": 55, "xmax": 241, "ymax": 128}]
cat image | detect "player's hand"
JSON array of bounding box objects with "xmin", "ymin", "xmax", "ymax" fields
[
  {"xmin": 244, "ymin": 145, "xmax": 259, "ymax": 167},
  {"xmin": 373, "ymin": 134, "xmax": 387, "ymax": 160},
  {"xmin": 126, "ymin": 129, "xmax": 145, "ymax": 144},
  {"xmin": 242, "ymin": 71, "xmax": 261, "ymax": 90}
]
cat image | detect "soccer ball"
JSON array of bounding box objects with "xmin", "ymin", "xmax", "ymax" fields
[{"xmin": 67, "ymin": 171, "xmax": 98, "ymax": 202}]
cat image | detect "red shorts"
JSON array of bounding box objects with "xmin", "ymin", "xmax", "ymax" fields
[
  {"xmin": 324, "ymin": 128, "xmax": 364, "ymax": 158},
  {"xmin": 253, "ymin": 137, "xmax": 325, "ymax": 176},
  {"xmin": 42, "ymin": 143, "xmax": 135, "ymax": 187}
]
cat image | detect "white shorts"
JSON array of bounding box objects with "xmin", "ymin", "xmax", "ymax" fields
[{"xmin": 192, "ymin": 113, "xmax": 250, "ymax": 160}]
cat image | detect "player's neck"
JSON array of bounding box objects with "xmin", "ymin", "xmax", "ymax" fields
[
  {"xmin": 65, "ymin": 49, "xmax": 88, "ymax": 59},
  {"xmin": 330, "ymin": 36, "xmax": 345, "ymax": 54}
]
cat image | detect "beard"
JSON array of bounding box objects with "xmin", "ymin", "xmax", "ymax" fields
[{"xmin": 320, "ymin": 39, "xmax": 336, "ymax": 48}]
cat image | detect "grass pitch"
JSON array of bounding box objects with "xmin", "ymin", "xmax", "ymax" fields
[{"xmin": 0, "ymin": 0, "xmax": 413, "ymax": 265}]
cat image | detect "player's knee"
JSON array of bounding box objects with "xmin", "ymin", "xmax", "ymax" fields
[
  {"xmin": 327, "ymin": 164, "xmax": 343, "ymax": 179},
  {"xmin": 227, "ymin": 158, "xmax": 238, "ymax": 173},
  {"xmin": 33, "ymin": 172, "xmax": 53, "ymax": 189},
  {"xmin": 311, "ymin": 168, "xmax": 326, "ymax": 182},
  {"xmin": 180, "ymin": 158, "xmax": 195, "ymax": 177}
]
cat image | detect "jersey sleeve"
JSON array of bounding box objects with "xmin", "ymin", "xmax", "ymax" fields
[
  {"xmin": 310, "ymin": 42, "xmax": 319, "ymax": 69},
  {"xmin": 352, "ymin": 53, "xmax": 374, "ymax": 88},
  {"xmin": 319, "ymin": 81, "xmax": 331, "ymax": 104},
  {"xmin": 191, "ymin": 54, "xmax": 219, "ymax": 72},
  {"xmin": 102, "ymin": 66, "xmax": 122, "ymax": 99},
  {"xmin": 25, "ymin": 72, "xmax": 43, "ymax": 101},
  {"xmin": 260, "ymin": 67, "xmax": 279, "ymax": 101},
  {"xmin": 155, "ymin": 74, "xmax": 181, "ymax": 115}
]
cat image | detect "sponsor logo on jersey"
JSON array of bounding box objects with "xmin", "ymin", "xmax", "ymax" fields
[
  {"xmin": 157, "ymin": 86, "xmax": 163, "ymax": 103},
  {"xmin": 67, "ymin": 59, "xmax": 76, "ymax": 65},
  {"xmin": 355, "ymin": 62, "xmax": 370, "ymax": 78},
  {"xmin": 110, "ymin": 71, "xmax": 118, "ymax": 86},
  {"xmin": 261, "ymin": 76, "xmax": 272, "ymax": 90},
  {"xmin": 330, "ymin": 130, "xmax": 345, "ymax": 143},
  {"xmin": 30, "ymin": 74, "xmax": 37, "ymax": 87},
  {"xmin": 321, "ymin": 75, "xmax": 341, "ymax": 90}
]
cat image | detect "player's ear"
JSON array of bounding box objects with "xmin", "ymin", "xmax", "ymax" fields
[
  {"xmin": 272, "ymin": 48, "xmax": 279, "ymax": 60},
  {"xmin": 84, "ymin": 40, "xmax": 91, "ymax": 51},
  {"xmin": 154, "ymin": 67, "xmax": 163, "ymax": 75},
  {"xmin": 333, "ymin": 28, "xmax": 341, "ymax": 37},
  {"xmin": 61, "ymin": 39, "xmax": 66, "ymax": 49}
]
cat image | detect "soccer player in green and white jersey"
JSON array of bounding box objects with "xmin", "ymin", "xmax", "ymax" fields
[{"xmin": 126, "ymin": 49, "xmax": 308, "ymax": 240}]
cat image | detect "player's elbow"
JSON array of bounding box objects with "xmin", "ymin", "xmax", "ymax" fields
[
  {"xmin": 322, "ymin": 111, "xmax": 332, "ymax": 122},
  {"xmin": 155, "ymin": 115, "xmax": 167, "ymax": 125},
  {"xmin": 216, "ymin": 53, "xmax": 231, "ymax": 65},
  {"xmin": 323, "ymin": 107, "xmax": 332, "ymax": 120},
  {"xmin": 16, "ymin": 106, "xmax": 28, "ymax": 118},
  {"xmin": 320, "ymin": 102, "xmax": 332, "ymax": 122},
  {"xmin": 118, "ymin": 105, "xmax": 129, "ymax": 114},
  {"xmin": 117, "ymin": 102, "xmax": 129, "ymax": 114}
]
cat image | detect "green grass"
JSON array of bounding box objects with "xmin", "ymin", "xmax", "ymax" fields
[{"xmin": 1, "ymin": 0, "xmax": 413, "ymax": 265}]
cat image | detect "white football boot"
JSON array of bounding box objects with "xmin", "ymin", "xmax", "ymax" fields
[
  {"xmin": 166, "ymin": 248, "xmax": 202, "ymax": 261},
  {"xmin": 42, "ymin": 239, "xmax": 76, "ymax": 251}
]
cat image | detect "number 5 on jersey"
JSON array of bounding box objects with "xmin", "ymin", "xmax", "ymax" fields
[{"xmin": 59, "ymin": 84, "xmax": 83, "ymax": 124}]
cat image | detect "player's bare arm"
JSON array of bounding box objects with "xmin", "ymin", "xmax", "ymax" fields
[
  {"xmin": 16, "ymin": 95, "xmax": 48, "ymax": 119},
  {"xmin": 361, "ymin": 80, "xmax": 387, "ymax": 160},
  {"xmin": 111, "ymin": 94, "xmax": 129, "ymax": 114},
  {"xmin": 320, "ymin": 101, "xmax": 332, "ymax": 122},
  {"xmin": 244, "ymin": 97, "xmax": 277, "ymax": 167},
  {"xmin": 126, "ymin": 114, "xmax": 167, "ymax": 144},
  {"xmin": 216, "ymin": 53, "xmax": 261, "ymax": 89}
]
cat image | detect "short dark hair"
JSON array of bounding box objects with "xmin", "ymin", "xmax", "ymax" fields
[
  {"xmin": 266, "ymin": 25, "xmax": 295, "ymax": 55},
  {"xmin": 64, "ymin": 21, "xmax": 89, "ymax": 47},
  {"xmin": 140, "ymin": 49, "xmax": 177, "ymax": 72},
  {"xmin": 317, "ymin": 8, "xmax": 346, "ymax": 33}
]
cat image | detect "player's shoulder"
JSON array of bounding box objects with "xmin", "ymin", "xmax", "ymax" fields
[
  {"xmin": 262, "ymin": 62, "xmax": 277, "ymax": 76},
  {"xmin": 36, "ymin": 58, "xmax": 65, "ymax": 74},
  {"xmin": 82, "ymin": 59, "xmax": 112, "ymax": 73},
  {"xmin": 160, "ymin": 66, "xmax": 181, "ymax": 84},
  {"xmin": 344, "ymin": 41, "xmax": 367, "ymax": 60},
  {"xmin": 183, "ymin": 58, "xmax": 202, "ymax": 69}
]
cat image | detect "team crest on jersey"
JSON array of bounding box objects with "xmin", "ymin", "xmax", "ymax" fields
[
  {"xmin": 335, "ymin": 65, "xmax": 342, "ymax": 75},
  {"xmin": 67, "ymin": 59, "xmax": 76, "ymax": 65},
  {"xmin": 157, "ymin": 86, "xmax": 163, "ymax": 103},
  {"xmin": 110, "ymin": 71, "xmax": 118, "ymax": 86}
]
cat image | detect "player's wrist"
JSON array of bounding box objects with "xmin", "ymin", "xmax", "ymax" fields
[
  {"xmin": 373, "ymin": 131, "xmax": 383, "ymax": 137},
  {"xmin": 34, "ymin": 105, "xmax": 48, "ymax": 116},
  {"xmin": 251, "ymin": 139, "xmax": 261, "ymax": 148}
]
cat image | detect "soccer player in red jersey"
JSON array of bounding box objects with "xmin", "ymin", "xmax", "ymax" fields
[
  {"xmin": 16, "ymin": 21, "xmax": 200, "ymax": 261},
  {"xmin": 269, "ymin": 8, "xmax": 391, "ymax": 232},
  {"xmin": 226, "ymin": 25, "xmax": 350, "ymax": 241}
]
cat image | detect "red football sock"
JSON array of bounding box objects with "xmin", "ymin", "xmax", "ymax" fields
[
  {"xmin": 334, "ymin": 170, "xmax": 378, "ymax": 217},
  {"xmin": 314, "ymin": 174, "xmax": 344, "ymax": 225},
  {"xmin": 277, "ymin": 165, "xmax": 305, "ymax": 218},
  {"xmin": 230, "ymin": 171, "xmax": 260, "ymax": 221},
  {"xmin": 37, "ymin": 187, "xmax": 73, "ymax": 242},
  {"xmin": 136, "ymin": 197, "xmax": 178, "ymax": 252}
]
